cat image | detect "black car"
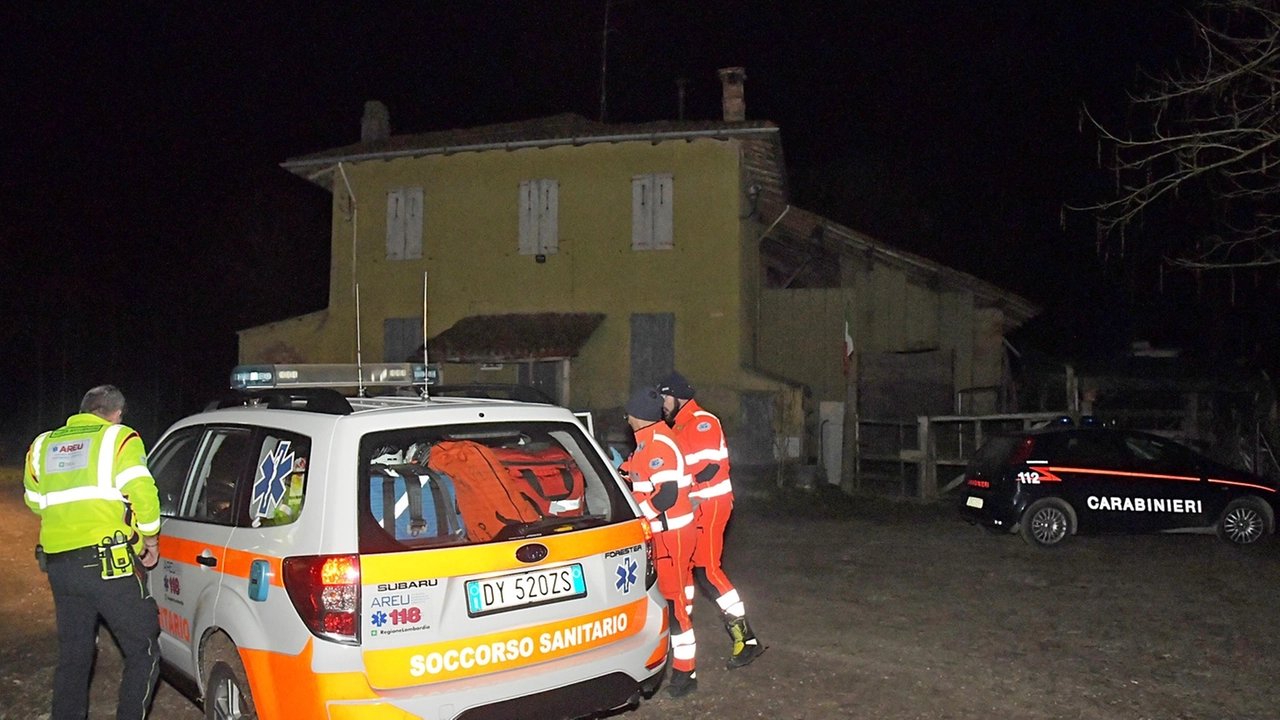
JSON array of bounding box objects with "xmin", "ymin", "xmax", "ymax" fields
[{"xmin": 959, "ymin": 426, "xmax": 1279, "ymax": 547}]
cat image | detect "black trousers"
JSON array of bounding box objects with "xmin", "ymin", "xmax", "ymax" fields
[{"xmin": 46, "ymin": 551, "xmax": 160, "ymax": 720}]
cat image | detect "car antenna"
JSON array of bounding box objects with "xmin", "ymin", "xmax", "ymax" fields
[
  {"xmin": 355, "ymin": 282, "xmax": 365, "ymax": 397},
  {"xmin": 422, "ymin": 270, "xmax": 431, "ymax": 402}
]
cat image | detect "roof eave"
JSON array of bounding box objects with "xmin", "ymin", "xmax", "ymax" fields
[{"xmin": 281, "ymin": 126, "xmax": 781, "ymax": 190}]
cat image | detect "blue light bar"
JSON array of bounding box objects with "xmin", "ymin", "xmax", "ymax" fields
[{"xmin": 230, "ymin": 363, "xmax": 438, "ymax": 390}]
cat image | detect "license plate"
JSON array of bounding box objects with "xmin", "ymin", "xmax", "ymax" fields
[
  {"xmin": 966, "ymin": 496, "xmax": 984, "ymax": 509},
  {"xmin": 466, "ymin": 564, "xmax": 586, "ymax": 617}
]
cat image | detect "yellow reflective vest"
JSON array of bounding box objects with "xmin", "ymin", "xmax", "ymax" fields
[{"xmin": 24, "ymin": 413, "xmax": 161, "ymax": 554}]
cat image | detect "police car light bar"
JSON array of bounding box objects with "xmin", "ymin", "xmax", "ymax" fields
[{"xmin": 230, "ymin": 363, "xmax": 437, "ymax": 390}]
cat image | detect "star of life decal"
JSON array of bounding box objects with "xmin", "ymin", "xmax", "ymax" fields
[
  {"xmin": 252, "ymin": 440, "xmax": 294, "ymax": 519},
  {"xmin": 615, "ymin": 557, "xmax": 638, "ymax": 594}
]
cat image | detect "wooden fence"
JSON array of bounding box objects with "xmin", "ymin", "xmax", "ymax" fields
[{"xmin": 841, "ymin": 412, "xmax": 1067, "ymax": 499}]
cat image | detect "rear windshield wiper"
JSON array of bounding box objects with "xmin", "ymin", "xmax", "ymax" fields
[{"xmin": 493, "ymin": 514, "xmax": 609, "ymax": 542}]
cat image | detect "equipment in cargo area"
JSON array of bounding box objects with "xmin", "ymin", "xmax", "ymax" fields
[
  {"xmin": 491, "ymin": 444, "xmax": 586, "ymax": 518},
  {"xmin": 427, "ymin": 440, "xmax": 544, "ymax": 542},
  {"xmin": 368, "ymin": 464, "xmax": 465, "ymax": 541}
]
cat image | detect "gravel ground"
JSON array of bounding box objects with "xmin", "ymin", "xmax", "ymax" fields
[{"xmin": 2, "ymin": 470, "xmax": 1278, "ymax": 719}]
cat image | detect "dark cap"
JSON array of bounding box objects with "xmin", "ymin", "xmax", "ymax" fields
[
  {"xmin": 625, "ymin": 387, "xmax": 665, "ymax": 422},
  {"xmin": 656, "ymin": 371, "xmax": 695, "ymax": 400}
]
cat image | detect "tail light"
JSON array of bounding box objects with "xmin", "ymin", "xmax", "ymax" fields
[
  {"xmin": 641, "ymin": 519, "xmax": 658, "ymax": 590},
  {"xmin": 283, "ymin": 554, "xmax": 361, "ymax": 646},
  {"xmin": 1007, "ymin": 437, "xmax": 1036, "ymax": 466}
]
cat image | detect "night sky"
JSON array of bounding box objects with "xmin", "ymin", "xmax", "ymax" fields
[{"xmin": 3, "ymin": 1, "xmax": 1230, "ymax": 456}]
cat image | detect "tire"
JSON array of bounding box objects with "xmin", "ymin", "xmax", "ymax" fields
[
  {"xmin": 1217, "ymin": 496, "xmax": 1273, "ymax": 547},
  {"xmin": 1019, "ymin": 498, "xmax": 1075, "ymax": 548},
  {"xmin": 204, "ymin": 640, "xmax": 257, "ymax": 720}
]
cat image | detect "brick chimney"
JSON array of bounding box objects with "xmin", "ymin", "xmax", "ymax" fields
[
  {"xmin": 361, "ymin": 100, "xmax": 390, "ymax": 143},
  {"xmin": 717, "ymin": 67, "xmax": 746, "ymax": 122}
]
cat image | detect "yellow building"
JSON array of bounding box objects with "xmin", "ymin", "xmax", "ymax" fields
[{"xmin": 241, "ymin": 71, "xmax": 1036, "ymax": 467}]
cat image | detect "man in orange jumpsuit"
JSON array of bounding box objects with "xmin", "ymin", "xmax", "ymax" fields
[
  {"xmin": 658, "ymin": 372, "xmax": 764, "ymax": 668},
  {"xmin": 623, "ymin": 387, "xmax": 699, "ymax": 698}
]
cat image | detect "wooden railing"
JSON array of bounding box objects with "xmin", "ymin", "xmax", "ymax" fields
[{"xmin": 848, "ymin": 412, "xmax": 1068, "ymax": 500}]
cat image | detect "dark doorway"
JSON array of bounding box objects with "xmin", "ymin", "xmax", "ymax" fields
[{"xmin": 629, "ymin": 313, "xmax": 675, "ymax": 393}]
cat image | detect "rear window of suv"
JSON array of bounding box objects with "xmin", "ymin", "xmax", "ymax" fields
[{"xmin": 357, "ymin": 421, "xmax": 635, "ymax": 554}]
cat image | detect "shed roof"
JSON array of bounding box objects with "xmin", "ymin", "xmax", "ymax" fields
[
  {"xmin": 419, "ymin": 312, "xmax": 606, "ymax": 363},
  {"xmin": 757, "ymin": 200, "xmax": 1041, "ymax": 328}
]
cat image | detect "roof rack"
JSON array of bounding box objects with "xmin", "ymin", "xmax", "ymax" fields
[{"xmin": 206, "ymin": 388, "xmax": 354, "ymax": 415}]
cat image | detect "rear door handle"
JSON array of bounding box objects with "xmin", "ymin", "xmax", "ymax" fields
[{"xmin": 196, "ymin": 553, "xmax": 218, "ymax": 567}]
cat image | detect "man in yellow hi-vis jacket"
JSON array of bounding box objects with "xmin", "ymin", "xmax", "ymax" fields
[{"xmin": 25, "ymin": 385, "xmax": 162, "ymax": 720}]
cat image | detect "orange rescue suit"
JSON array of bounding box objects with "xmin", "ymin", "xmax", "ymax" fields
[{"xmin": 624, "ymin": 421, "xmax": 697, "ymax": 674}]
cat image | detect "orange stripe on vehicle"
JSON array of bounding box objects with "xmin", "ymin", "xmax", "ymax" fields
[
  {"xmin": 158, "ymin": 535, "xmax": 226, "ymax": 571},
  {"xmin": 362, "ymin": 598, "xmax": 648, "ymax": 688},
  {"xmin": 222, "ymin": 547, "xmax": 284, "ymax": 586},
  {"xmin": 1209, "ymin": 478, "xmax": 1277, "ymax": 492},
  {"xmin": 644, "ymin": 619, "xmax": 669, "ymax": 671},
  {"xmin": 1047, "ymin": 467, "xmax": 1200, "ymax": 482},
  {"xmin": 239, "ymin": 639, "xmax": 381, "ymax": 720},
  {"xmin": 157, "ymin": 536, "xmax": 283, "ymax": 586},
  {"xmin": 361, "ymin": 520, "xmax": 647, "ymax": 585}
]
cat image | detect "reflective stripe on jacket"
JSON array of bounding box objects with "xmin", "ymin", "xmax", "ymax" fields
[
  {"xmin": 24, "ymin": 413, "xmax": 162, "ymax": 553},
  {"xmin": 671, "ymin": 400, "xmax": 733, "ymax": 501},
  {"xmin": 626, "ymin": 423, "xmax": 695, "ymax": 532}
]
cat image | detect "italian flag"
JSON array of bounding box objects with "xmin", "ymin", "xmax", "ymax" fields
[{"xmin": 843, "ymin": 318, "xmax": 854, "ymax": 375}]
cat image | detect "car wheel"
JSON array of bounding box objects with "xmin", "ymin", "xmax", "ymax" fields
[
  {"xmin": 204, "ymin": 638, "xmax": 257, "ymax": 720},
  {"xmin": 1019, "ymin": 498, "xmax": 1075, "ymax": 548},
  {"xmin": 1217, "ymin": 497, "xmax": 1273, "ymax": 547}
]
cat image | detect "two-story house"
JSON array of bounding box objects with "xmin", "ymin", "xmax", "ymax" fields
[{"xmin": 240, "ymin": 68, "xmax": 1037, "ymax": 470}]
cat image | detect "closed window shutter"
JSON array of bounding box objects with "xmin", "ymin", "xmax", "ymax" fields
[
  {"xmin": 518, "ymin": 180, "xmax": 537, "ymax": 255},
  {"xmin": 404, "ymin": 187, "xmax": 423, "ymax": 260},
  {"xmin": 631, "ymin": 176, "xmax": 653, "ymax": 250},
  {"xmin": 519, "ymin": 179, "xmax": 558, "ymax": 255},
  {"xmin": 383, "ymin": 317, "xmax": 424, "ymax": 362},
  {"xmin": 386, "ymin": 189, "xmax": 406, "ymax": 260},
  {"xmin": 629, "ymin": 312, "xmax": 676, "ymax": 392},
  {"xmin": 538, "ymin": 179, "xmax": 559, "ymax": 254},
  {"xmin": 653, "ymin": 173, "xmax": 673, "ymax": 249}
]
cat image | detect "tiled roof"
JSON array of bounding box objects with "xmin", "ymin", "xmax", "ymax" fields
[
  {"xmin": 284, "ymin": 113, "xmax": 779, "ymax": 169},
  {"xmin": 282, "ymin": 111, "xmax": 789, "ymax": 203}
]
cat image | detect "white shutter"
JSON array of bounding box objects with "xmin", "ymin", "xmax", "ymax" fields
[
  {"xmin": 404, "ymin": 187, "xmax": 423, "ymax": 260},
  {"xmin": 519, "ymin": 179, "xmax": 558, "ymax": 255},
  {"xmin": 653, "ymin": 173, "xmax": 673, "ymax": 249},
  {"xmin": 538, "ymin": 179, "xmax": 559, "ymax": 254},
  {"xmin": 518, "ymin": 180, "xmax": 537, "ymax": 255},
  {"xmin": 631, "ymin": 176, "xmax": 653, "ymax": 250},
  {"xmin": 386, "ymin": 189, "xmax": 405, "ymax": 260}
]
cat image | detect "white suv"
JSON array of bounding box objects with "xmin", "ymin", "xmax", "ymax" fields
[{"xmin": 147, "ymin": 364, "xmax": 668, "ymax": 720}]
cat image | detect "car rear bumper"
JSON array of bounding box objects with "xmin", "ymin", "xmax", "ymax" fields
[
  {"xmin": 455, "ymin": 669, "xmax": 659, "ymax": 720},
  {"xmin": 317, "ymin": 594, "xmax": 668, "ymax": 720},
  {"xmin": 959, "ymin": 490, "xmax": 1020, "ymax": 531},
  {"xmin": 322, "ymin": 665, "xmax": 663, "ymax": 720}
]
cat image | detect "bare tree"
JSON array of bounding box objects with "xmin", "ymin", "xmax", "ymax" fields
[{"xmin": 1083, "ymin": 0, "xmax": 1280, "ymax": 269}]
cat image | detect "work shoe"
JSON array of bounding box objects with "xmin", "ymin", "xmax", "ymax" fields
[
  {"xmin": 664, "ymin": 669, "xmax": 698, "ymax": 699},
  {"xmin": 726, "ymin": 617, "xmax": 766, "ymax": 669}
]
